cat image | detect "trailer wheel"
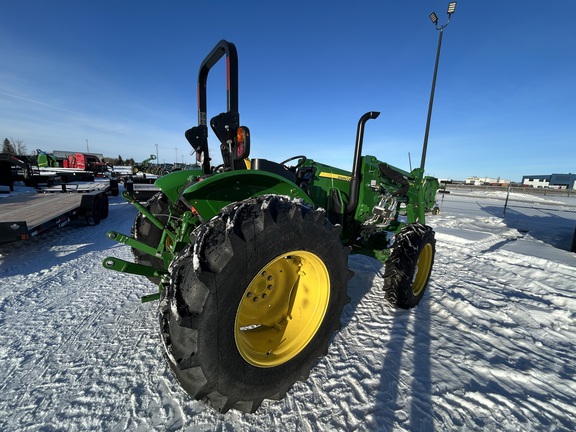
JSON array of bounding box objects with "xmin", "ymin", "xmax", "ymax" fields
[
  {"xmin": 109, "ymin": 179, "xmax": 119, "ymax": 196},
  {"xmin": 132, "ymin": 192, "xmax": 173, "ymax": 284},
  {"xmin": 85, "ymin": 196, "xmax": 102, "ymax": 226},
  {"xmin": 160, "ymin": 195, "xmax": 350, "ymax": 413},
  {"xmin": 100, "ymin": 193, "xmax": 109, "ymax": 219},
  {"xmin": 383, "ymin": 223, "xmax": 435, "ymax": 309}
]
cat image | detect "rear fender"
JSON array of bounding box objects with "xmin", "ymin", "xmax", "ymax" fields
[
  {"xmin": 154, "ymin": 168, "xmax": 203, "ymax": 204},
  {"xmin": 181, "ymin": 170, "xmax": 313, "ymax": 220}
]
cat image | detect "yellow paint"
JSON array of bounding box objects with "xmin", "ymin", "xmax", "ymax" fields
[
  {"xmin": 319, "ymin": 172, "xmax": 351, "ymax": 182},
  {"xmin": 234, "ymin": 251, "xmax": 330, "ymax": 368}
]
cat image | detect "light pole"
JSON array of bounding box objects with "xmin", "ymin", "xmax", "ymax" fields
[
  {"xmin": 155, "ymin": 144, "xmax": 159, "ymax": 165},
  {"xmin": 420, "ymin": 1, "xmax": 457, "ymax": 170}
]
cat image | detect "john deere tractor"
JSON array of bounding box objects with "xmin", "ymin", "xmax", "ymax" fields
[
  {"xmin": 132, "ymin": 154, "xmax": 157, "ymax": 174},
  {"xmin": 103, "ymin": 40, "xmax": 439, "ymax": 413}
]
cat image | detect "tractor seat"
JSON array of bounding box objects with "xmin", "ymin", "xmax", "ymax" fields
[{"xmin": 250, "ymin": 159, "xmax": 296, "ymax": 183}]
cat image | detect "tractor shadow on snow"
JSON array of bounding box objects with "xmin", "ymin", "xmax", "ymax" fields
[
  {"xmin": 342, "ymin": 255, "xmax": 434, "ymax": 430},
  {"xmin": 481, "ymin": 204, "xmax": 576, "ymax": 252}
]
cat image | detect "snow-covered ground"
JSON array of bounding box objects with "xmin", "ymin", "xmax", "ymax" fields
[{"xmin": 1, "ymin": 188, "xmax": 575, "ymax": 431}]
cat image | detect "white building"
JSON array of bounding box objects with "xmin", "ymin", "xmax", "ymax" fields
[
  {"xmin": 522, "ymin": 174, "xmax": 576, "ymax": 189},
  {"xmin": 522, "ymin": 175, "xmax": 550, "ymax": 188},
  {"xmin": 465, "ymin": 176, "xmax": 510, "ymax": 186}
]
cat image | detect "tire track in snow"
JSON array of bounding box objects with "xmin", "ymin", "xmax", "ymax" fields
[
  {"xmin": 0, "ymin": 197, "xmax": 171, "ymax": 431},
  {"xmin": 428, "ymin": 214, "xmax": 576, "ymax": 431},
  {"xmin": 1, "ymin": 193, "xmax": 575, "ymax": 431}
]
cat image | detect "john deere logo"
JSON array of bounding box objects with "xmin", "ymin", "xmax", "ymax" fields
[{"xmin": 319, "ymin": 172, "xmax": 351, "ymax": 182}]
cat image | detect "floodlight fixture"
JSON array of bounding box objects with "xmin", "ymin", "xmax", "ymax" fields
[{"xmin": 421, "ymin": 2, "xmax": 458, "ymax": 170}]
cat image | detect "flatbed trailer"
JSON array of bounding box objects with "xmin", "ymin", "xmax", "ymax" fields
[
  {"xmin": 123, "ymin": 175, "xmax": 159, "ymax": 202},
  {"xmin": 0, "ymin": 184, "xmax": 112, "ymax": 243},
  {"xmin": 123, "ymin": 181, "xmax": 159, "ymax": 202}
]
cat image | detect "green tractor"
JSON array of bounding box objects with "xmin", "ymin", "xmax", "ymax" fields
[
  {"xmin": 36, "ymin": 149, "xmax": 60, "ymax": 168},
  {"xmin": 132, "ymin": 154, "xmax": 157, "ymax": 174},
  {"xmin": 103, "ymin": 40, "xmax": 439, "ymax": 413}
]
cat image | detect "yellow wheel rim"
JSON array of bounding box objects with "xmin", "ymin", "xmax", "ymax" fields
[
  {"xmin": 234, "ymin": 250, "xmax": 330, "ymax": 367},
  {"xmin": 412, "ymin": 243, "xmax": 433, "ymax": 296}
]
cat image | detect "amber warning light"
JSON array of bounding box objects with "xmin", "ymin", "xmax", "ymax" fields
[{"xmin": 235, "ymin": 126, "xmax": 250, "ymax": 159}]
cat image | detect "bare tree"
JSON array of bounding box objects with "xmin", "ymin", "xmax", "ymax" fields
[{"xmin": 12, "ymin": 138, "xmax": 27, "ymax": 155}]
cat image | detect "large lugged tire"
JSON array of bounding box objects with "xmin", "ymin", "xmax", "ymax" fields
[
  {"xmin": 159, "ymin": 195, "xmax": 351, "ymax": 413},
  {"xmin": 383, "ymin": 223, "xmax": 436, "ymax": 309}
]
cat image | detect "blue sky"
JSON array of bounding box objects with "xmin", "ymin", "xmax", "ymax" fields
[{"xmin": 2, "ymin": 1, "xmax": 575, "ymax": 182}]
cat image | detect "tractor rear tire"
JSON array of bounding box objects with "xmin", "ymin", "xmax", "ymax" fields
[
  {"xmin": 132, "ymin": 192, "xmax": 172, "ymax": 284},
  {"xmin": 159, "ymin": 195, "xmax": 351, "ymax": 413},
  {"xmin": 383, "ymin": 223, "xmax": 435, "ymax": 309}
]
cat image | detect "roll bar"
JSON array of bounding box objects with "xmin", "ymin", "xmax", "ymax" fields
[
  {"xmin": 197, "ymin": 39, "xmax": 239, "ymax": 125},
  {"xmin": 186, "ymin": 40, "xmax": 246, "ymax": 175}
]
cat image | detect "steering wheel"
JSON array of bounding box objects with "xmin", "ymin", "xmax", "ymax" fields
[
  {"xmin": 212, "ymin": 164, "xmax": 225, "ymax": 174},
  {"xmin": 279, "ymin": 155, "xmax": 307, "ymax": 170}
]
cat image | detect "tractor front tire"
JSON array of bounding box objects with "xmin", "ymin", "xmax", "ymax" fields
[
  {"xmin": 159, "ymin": 195, "xmax": 351, "ymax": 413},
  {"xmin": 132, "ymin": 192, "xmax": 173, "ymax": 284},
  {"xmin": 383, "ymin": 223, "xmax": 436, "ymax": 309}
]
